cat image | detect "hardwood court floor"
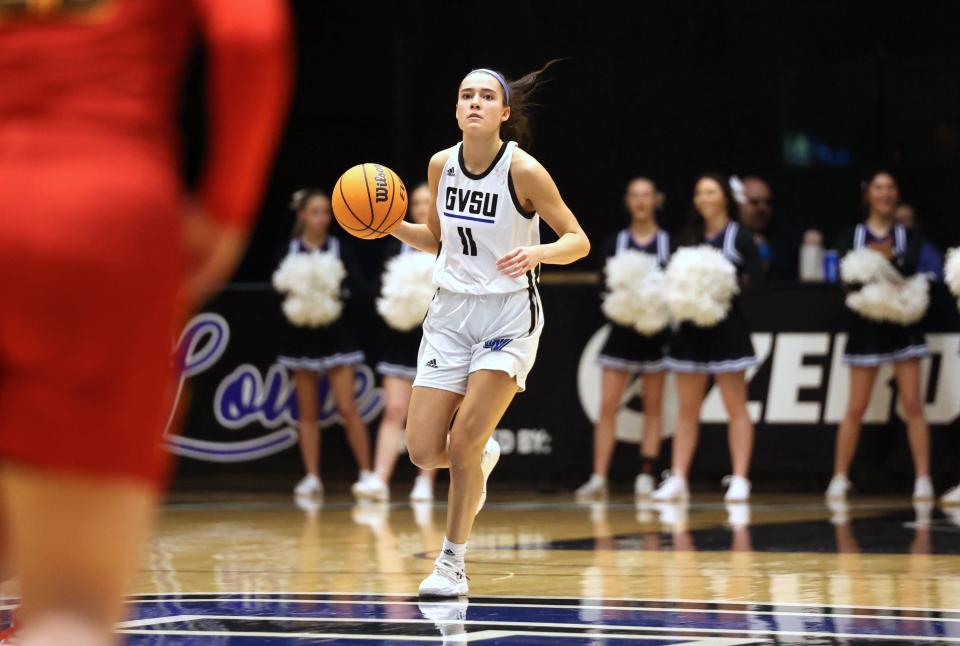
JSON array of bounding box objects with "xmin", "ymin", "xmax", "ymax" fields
[{"xmin": 21, "ymin": 493, "xmax": 960, "ymax": 644}]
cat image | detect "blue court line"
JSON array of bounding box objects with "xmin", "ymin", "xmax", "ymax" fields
[{"xmin": 121, "ymin": 600, "xmax": 957, "ymax": 640}]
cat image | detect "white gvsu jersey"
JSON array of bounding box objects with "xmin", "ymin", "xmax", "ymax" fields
[{"xmin": 434, "ymin": 141, "xmax": 540, "ymax": 294}]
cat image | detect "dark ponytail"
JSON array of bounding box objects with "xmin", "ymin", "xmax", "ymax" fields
[{"xmin": 494, "ymin": 59, "xmax": 563, "ymax": 150}]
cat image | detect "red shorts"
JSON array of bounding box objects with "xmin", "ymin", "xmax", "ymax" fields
[{"xmin": 0, "ymin": 130, "xmax": 183, "ymax": 488}]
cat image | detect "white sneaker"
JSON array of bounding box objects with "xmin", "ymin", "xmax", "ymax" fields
[
  {"xmin": 419, "ymin": 558, "xmax": 468, "ymax": 597},
  {"xmin": 294, "ymin": 474, "xmax": 323, "ymax": 497},
  {"xmin": 941, "ymin": 483, "xmax": 960, "ymax": 506},
  {"xmin": 825, "ymin": 474, "xmax": 851, "ymax": 501},
  {"xmin": 634, "ymin": 473, "xmax": 655, "ymax": 498},
  {"xmin": 723, "ymin": 475, "xmax": 751, "ymax": 502},
  {"xmin": 353, "ymin": 474, "xmax": 389, "ymax": 502},
  {"xmin": 913, "ymin": 476, "xmax": 935, "ymax": 501},
  {"xmin": 575, "ymin": 475, "xmax": 608, "ymax": 501},
  {"xmin": 475, "ymin": 437, "xmax": 500, "ymax": 514},
  {"xmin": 651, "ymin": 473, "xmax": 689, "ymax": 502},
  {"xmin": 410, "ymin": 474, "xmax": 435, "ymax": 502}
]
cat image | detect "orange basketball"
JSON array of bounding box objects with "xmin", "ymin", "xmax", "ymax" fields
[{"xmin": 331, "ymin": 163, "xmax": 408, "ymax": 239}]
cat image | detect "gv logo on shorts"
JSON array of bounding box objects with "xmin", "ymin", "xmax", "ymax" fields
[{"xmin": 484, "ymin": 338, "xmax": 513, "ymax": 351}]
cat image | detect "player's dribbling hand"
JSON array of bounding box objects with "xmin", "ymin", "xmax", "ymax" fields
[
  {"xmin": 496, "ymin": 246, "xmax": 544, "ymax": 279},
  {"xmin": 181, "ymin": 204, "xmax": 250, "ymax": 309}
]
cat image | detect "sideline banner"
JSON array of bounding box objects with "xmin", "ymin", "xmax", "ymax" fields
[{"xmin": 170, "ymin": 283, "xmax": 960, "ymax": 490}]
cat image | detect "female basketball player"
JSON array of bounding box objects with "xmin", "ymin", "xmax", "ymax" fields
[
  {"xmin": 653, "ymin": 174, "xmax": 761, "ymax": 503},
  {"xmin": 0, "ymin": 2, "xmax": 289, "ymax": 644},
  {"xmin": 278, "ymin": 189, "xmax": 374, "ymax": 499},
  {"xmin": 826, "ymin": 171, "xmax": 933, "ymax": 501},
  {"xmin": 353, "ymin": 183, "xmax": 438, "ymax": 502},
  {"xmin": 389, "ymin": 64, "xmax": 590, "ymax": 597},
  {"xmin": 576, "ymin": 177, "xmax": 668, "ymax": 501}
]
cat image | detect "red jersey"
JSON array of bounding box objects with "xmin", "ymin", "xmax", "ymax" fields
[
  {"xmin": 0, "ymin": 0, "xmax": 291, "ymax": 228},
  {"xmin": 0, "ymin": 0, "xmax": 290, "ymax": 485}
]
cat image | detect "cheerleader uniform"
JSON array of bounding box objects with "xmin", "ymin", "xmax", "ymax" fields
[
  {"xmin": 276, "ymin": 236, "xmax": 366, "ymax": 371},
  {"xmin": 376, "ymin": 239, "xmax": 424, "ymax": 381},
  {"xmin": 597, "ymin": 228, "xmax": 671, "ymax": 373},
  {"xmin": 837, "ymin": 223, "xmax": 928, "ymax": 366},
  {"xmin": 665, "ymin": 222, "xmax": 761, "ymax": 373}
]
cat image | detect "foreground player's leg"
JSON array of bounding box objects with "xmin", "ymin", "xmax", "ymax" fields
[
  {"xmin": 293, "ymin": 370, "xmax": 323, "ymax": 496},
  {"xmin": 715, "ymin": 371, "xmax": 754, "ymax": 501},
  {"xmin": 653, "ymin": 372, "xmax": 707, "ymax": 501},
  {"xmin": 405, "ymin": 387, "xmax": 463, "ymax": 471},
  {"xmin": 893, "ymin": 360, "xmax": 933, "ymax": 500},
  {"xmin": 1, "ymin": 467, "xmax": 157, "ymax": 646},
  {"xmin": 636, "ymin": 371, "xmax": 665, "ymax": 498},
  {"xmin": 576, "ymin": 368, "xmax": 629, "ymax": 500},
  {"xmin": 828, "ymin": 366, "xmax": 878, "ymax": 500},
  {"xmin": 419, "ymin": 370, "xmax": 515, "ymax": 597}
]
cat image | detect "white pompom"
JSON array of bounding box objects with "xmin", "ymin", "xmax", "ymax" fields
[
  {"xmin": 600, "ymin": 251, "xmax": 670, "ymax": 336},
  {"xmin": 945, "ymin": 247, "xmax": 960, "ymax": 298},
  {"xmin": 846, "ymin": 274, "xmax": 929, "ymax": 325},
  {"xmin": 376, "ymin": 251, "xmax": 436, "ymax": 331},
  {"xmin": 273, "ymin": 251, "xmax": 346, "ymax": 327},
  {"xmin": 840, "ymin": 248, "xmax": 899, "ymax": 285},
  {"xmin": 665, "ymin": 246, "xmax": 739, "ymax": 328}
]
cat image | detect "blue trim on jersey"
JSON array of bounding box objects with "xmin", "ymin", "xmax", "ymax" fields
[{"xmin": 443, "ymin": 212, "xmax": 495, "ymax": 224}]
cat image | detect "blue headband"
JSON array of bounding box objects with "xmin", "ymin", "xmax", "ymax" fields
[{"xmin": 468, "ymin": 68, "xmax": 511, "ymax": 105}]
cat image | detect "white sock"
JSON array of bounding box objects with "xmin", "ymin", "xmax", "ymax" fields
[
  {"xmin": 589, "ymin": 474, "xmax": 607, "ymax": 485},
  {"xmin": 439, "ymin": 537, "xmax": 466, "ymax": 565},
  {"xmin": 359, "ymin": 469, "xmax": 374, "ymax": 481}
]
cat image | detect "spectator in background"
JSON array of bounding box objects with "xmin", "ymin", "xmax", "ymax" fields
[
  {"xmin": 895, "ymin": 203, "xmax": 944, "ymax": 280},
  {"xmin": 737, "ymin": 175, "xmax": 820, "ymax": 281}
]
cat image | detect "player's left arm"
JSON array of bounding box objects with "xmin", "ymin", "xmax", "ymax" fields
[{"xmin": 496, "ymin": 150, "xmax": 590, "ymax": 279}]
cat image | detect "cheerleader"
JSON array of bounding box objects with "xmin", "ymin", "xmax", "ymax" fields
[
  {"xmin": 576, "ymin": 177, "xmax": 669, "ymax": 500},
  {"xmin": 353, "ymin": 183, "xmax": 438, "ymax": 502},
  {"xmin": 277, "ymin": 189, "xmax": 374, "ymax": 498},
  {"xmin": 653, "ymin": 174, "xmax": 762, "ymax": 502},
  {"xmin": 826, "ymin": 171, "xmax": 933, "ymax": 501}
]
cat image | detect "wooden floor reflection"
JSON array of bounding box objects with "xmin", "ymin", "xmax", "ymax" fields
[{"xmin": 135, "ymin": 493, "xmax": 960, "ymax": 613}]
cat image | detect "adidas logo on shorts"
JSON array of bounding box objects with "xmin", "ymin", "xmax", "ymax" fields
[{"xmin": 426, "ymin": 358, "xmax": 439, "ymax": 368}]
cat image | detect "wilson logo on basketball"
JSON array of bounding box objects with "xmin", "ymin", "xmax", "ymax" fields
[{"xmin": 373, "ymin": 165, "xmax": 389, "ymax": 203}]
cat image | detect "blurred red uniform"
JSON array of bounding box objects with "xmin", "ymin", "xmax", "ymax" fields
[{"xmin": 0, "ymin": 0, "xmax": 291, "ymax": 485}]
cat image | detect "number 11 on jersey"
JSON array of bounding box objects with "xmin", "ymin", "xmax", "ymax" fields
[{"xmin": 457, "ymin": 226, "xmax": 477, "ymax": 256}]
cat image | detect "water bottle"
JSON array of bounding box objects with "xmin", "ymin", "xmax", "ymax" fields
[
  {"xmin": 823, "ymin": 250, "xmax": 839, "ymax": 283},
  {"xmin": 799, "ymin": 236, "xmax": 825, "ymax": 282}
]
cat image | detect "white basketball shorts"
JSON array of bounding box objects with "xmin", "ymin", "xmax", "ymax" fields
[{"xmin": 413, "ymin": 287, "xmax": 544, "ymax": 395}]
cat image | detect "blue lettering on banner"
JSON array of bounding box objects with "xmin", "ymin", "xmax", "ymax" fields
[{"xmin": 165, "ymin": 313, "xmax": 383, "ymax": 463}]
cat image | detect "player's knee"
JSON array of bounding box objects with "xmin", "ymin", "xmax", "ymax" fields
[
  {"xmin": 447, "ymin": 434, "xmax": 484, "ymax": 473},
  {"xmin": 408, "ymin": 441, "xmax": 442, "ymax": 470}
]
